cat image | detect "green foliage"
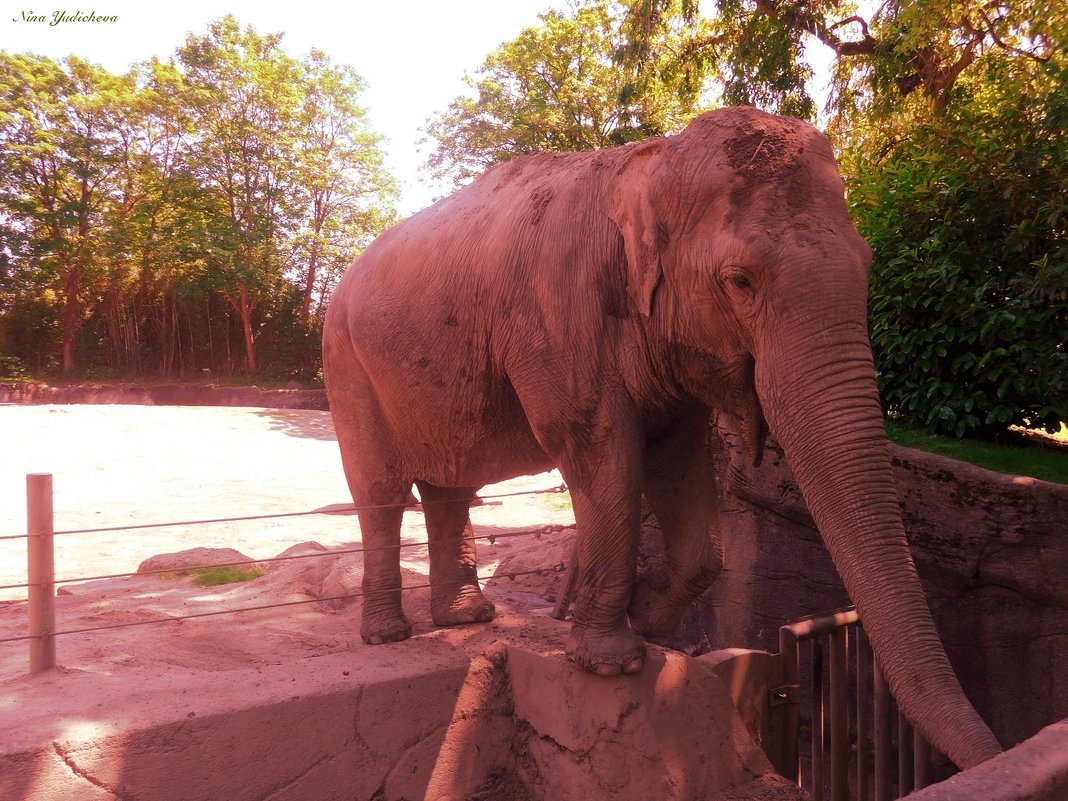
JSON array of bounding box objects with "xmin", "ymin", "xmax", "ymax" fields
[
  {"xmin": 424, "ymin": 0, "xmax": 718, "ymax": 186},
  {"xmin": 543, "ymin": 489, "xmax": 573, "ymax": 512},
  {"xmin": 0, "ymin": 354, "xmax": 29, "ymax": 379},
  {"xmin": 709, "ymin": 0, "xmax": 816, "ymax": 119},
  {"xmin": 853, "ymin": 54, "xmax": 1067, "ymax": 437},
  {"xmin": 0, "ymin": 18, "xmax": 396, "ymax": 378},
  {"xmin": 614, "ymin": 1, "xmax": 1066, "ymax": 441},
  {"xmin": 191, "ymin": 565, "xmax": 265, "ymax": 586}
]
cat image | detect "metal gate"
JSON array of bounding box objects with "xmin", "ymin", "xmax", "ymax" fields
[{"xmin": 774, "ymin": 606, "xmax": 937, "ymax": 801}]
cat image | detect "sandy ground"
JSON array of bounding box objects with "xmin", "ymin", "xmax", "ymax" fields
[{"xmin": 0, "ymin": 405, "xmax": 577, "ymax": 678}]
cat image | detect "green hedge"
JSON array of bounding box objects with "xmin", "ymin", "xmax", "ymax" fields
[{"xmin": 850, "ymin": 60, "xmax": 1067, "ymax": 437}]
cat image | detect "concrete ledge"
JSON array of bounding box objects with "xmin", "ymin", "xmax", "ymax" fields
[
  {"xmin": 1, "ymin": 648, "xmax": 472, "ymax": 801},
  {"xmin": 0, "ymin": 620, "xmax": 805, "ymax": 801},
  {"xmin": 904, "ymin": 719, "xmax": 1068, "ymax": 801}
]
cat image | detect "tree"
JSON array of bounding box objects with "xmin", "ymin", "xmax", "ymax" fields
[
  {"xmin": 0, "ymin": 18, "xmax": 397, "ymax": 379},
  {"xmin": 0, "ymin": 54, "xmax": 129, "ymax": 372},
  {"xmin": 291, "ymin": 50, "xmax": 397, "ymax": 329},
  {"xmin": 424, "ymin": 0, "xmax": 719, "ymax": 185},
  {"xmin": 619, "ymin": 1, "xmax": 1066, "ymax": 437},
  {"xmin": 618, "ymin": 0, "xmax": 1059, "ymax": 125},
  {"xmin": 177, "ymin": 16, "xmax": 304, "ymax": 374}
]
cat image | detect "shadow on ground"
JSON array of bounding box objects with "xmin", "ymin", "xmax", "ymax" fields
[{"xmin": 256, "ymin": 409, "xmax": 337, "ymax": 441}]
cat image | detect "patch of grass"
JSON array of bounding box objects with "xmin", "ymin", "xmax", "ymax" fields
[
  {"xmin": 885, "ymin": 419, "xmax": 1068, "ymax": 485},
  {"xmin": 543, "ymin": 490, "xmax": 573, "ymax": 512},
  {"xmin": 190, "ymin": 565, "xmax": 265, "ymax": 587}
]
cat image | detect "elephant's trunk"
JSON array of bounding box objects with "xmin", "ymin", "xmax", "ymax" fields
[{"xmin": 755, "ymin": 319, "xmax": 1001, "ymax": 771}]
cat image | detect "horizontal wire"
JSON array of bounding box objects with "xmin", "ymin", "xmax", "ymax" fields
[
  {"xmin": 0, "ymin": 526, "xmax": 572, "ymax": 592},
  {"xmin": 0, "ymin": 484, "xmax": 569, "ymax": 541},
  {"xmin": 8, "ymin": 526, "xmax": 571, "ymax": 589},
  {"xmin": 0, "ymin": 563, "xmax": 567, "ymax": 644}
]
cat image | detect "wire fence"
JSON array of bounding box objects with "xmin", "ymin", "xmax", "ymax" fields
[
  {"xmin": 0, "ymin": 484, "xmax": 570, "ymax": 541},
  {"xmin": 0, "ymin": 564, "xmax": 567, "ymax": 645},
  {"xmin": 5, "ymin": 474, "xmax": 574, "ymax": 672}
]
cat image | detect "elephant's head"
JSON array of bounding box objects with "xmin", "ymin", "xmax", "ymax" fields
[{"xmin": 608, "ymin": 107, "xmax": 1001, "ymax": 770}]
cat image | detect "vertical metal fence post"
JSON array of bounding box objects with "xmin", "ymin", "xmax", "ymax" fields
[
  {"xmin": 913, "ymin": 730, "xmax": 931, "ymax": 790},
  {"xmin": 829, "ymin": 627, "xmax": 849, "ymax": 801},
  {"xmin": 27, "ymin": 473, "xmax": 56, "ymax": 673},
  {"xmin": 873, "ymin": 658, "xmax": 893, "ymax": 801},
  {"xmin": 856, "ymin": 628, "xmax": 872, "ymax": 801},
  {"xmin": 898, "ymin": 711, "xmax": 914, "ymax": 797},
  {"xmin": 812, "ymin": 639, "xmax": 825, "ymax": 801},
  {"xmin": 778, "ymin": 625, "xmax": 801, "ymax": 785}
]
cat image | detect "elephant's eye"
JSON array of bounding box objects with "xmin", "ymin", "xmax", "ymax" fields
[
  {"xmin": 724, "ymin": 268, "xmax": 756, "ymax": 293},
  {"xmin": 730, "ymin": 275, "xmax": 753, "ymax": 292}
]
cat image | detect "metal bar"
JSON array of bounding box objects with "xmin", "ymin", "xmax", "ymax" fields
[
  {"xmin": 551, "ymin": 542, "xmax": 579, "ymax": 620},
  {"xmin": 782, "ymin": 606, "xmax": 860, "ymax": 641},
  {"xmin": 898, "ymin": 710, "xmax": 914, "ymax": 797},
  {"xmin": 856, "ymin": 627, "xmax": 872, "ymax": 801},
  {"xmin": 778, "ymin": 624, "xmax": 801, "ymax": 785},
  {"xmin": 829, "ymin": 627, "xmax": 849, "ymax": 801},
  {"xmin": 27, "ymin": 473, "xmax": 56, "ymax": 673},
  {"xmin": 873, "ymin": 658, "xmax": 893, "ymax": 801},
  {"xmin": 1, "ymin": 525, "xmax": 532, "ymax": 592},
  {"xmin": 812, "ymin": 639, "xmax": 825, "ymax": 801},
  {"xmin": 914, "ymin": 731, "xmax": 932, "ymax": 790}
]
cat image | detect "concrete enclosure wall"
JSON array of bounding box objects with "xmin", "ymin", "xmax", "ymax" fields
[{"xmin": 0, "ymin": 637, "xmax": 805, "ymax": 801}]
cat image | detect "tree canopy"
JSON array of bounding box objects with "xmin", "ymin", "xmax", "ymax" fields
[
  {"xmin": 424, "ymin": 0, "xmax": 719, "ymax": 186},
  {"xmin": 0, "ymin": 16, "xmax": 396, "ymax": 379},
  {"xmin": 618, "ymin": 1, "xmax": 1060, "ymax": 124}
]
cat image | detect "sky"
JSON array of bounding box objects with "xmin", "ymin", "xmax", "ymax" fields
[
  {"xmin": 2, "ymin": 1, "xmax": 838, "ymax": 216},
  {"xmin": 1, "ymin": 0, "xmax": 570, "ymax": 214}
]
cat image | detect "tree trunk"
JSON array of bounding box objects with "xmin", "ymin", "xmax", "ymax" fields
[
  {"xmin": 238, "ymin": 283, "xmax": 257, "ymax": 374},
  {"xmin": 61, "ymin": 263, "xmax": 81, "ymax": 373},
  {"xmin": 301, "ymin": 238, "xmax": 321, "ymax": 325}
]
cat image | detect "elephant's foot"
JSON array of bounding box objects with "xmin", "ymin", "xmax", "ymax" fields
[
  {"xmin": 361, "ymin": 609, "xmax": 412, "ymax": 645},
  {"xmin": 431, "ymin": 582, "xmax": 496, "ymax": 627},
  {"xmin": 565, "ymin": 622, "xmax": 645, "ymax": 676},
  {"xmin": 628, "ymin": 573, "xmax": 687, "ymax": 644}
]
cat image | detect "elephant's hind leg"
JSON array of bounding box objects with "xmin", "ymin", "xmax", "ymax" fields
[
  {"xmin": 629, "ymin": 415, "xmax": 724, "ymax": 643},
  {"xmin": 415, "ymin": 482, "xmax": 496, "ymax": 627},
  {"xmin": 327, "ymin": 361, "xmax": 414, "ymax": 645},
  {"xmin": 357, "ymin": 495, "xmax": 413, "ymax": 644}
]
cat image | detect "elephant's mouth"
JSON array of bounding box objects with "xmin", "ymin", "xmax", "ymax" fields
[{"xmin": 721, "ymin": 355, "xmax": 767, "ymax": 466}]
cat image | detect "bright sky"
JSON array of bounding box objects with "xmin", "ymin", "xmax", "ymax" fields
[
  {"xmin": 1, "ymin": 0, "xmax": 569, "ymax": 214},
  {"xmin": 2, "ymin": 1, "xmax": 840, "ymax": 216}
]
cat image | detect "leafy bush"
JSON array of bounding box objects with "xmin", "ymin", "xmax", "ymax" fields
[
  {"xmin": 851, "ymin": 57, "xmax": 1067, "ymax": 437},
  {"xmin": 0, "ymin": 354, "xmax": 29, "ymax": 380}
]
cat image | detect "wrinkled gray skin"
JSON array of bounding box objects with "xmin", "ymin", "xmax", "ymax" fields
[{"xmin": 323, "ymin": 107, "xmax": 1000, "ymax": 770}]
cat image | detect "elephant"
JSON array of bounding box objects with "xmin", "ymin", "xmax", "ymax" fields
[{"xmin": 322, "ymin": 106, "xmax": 1001, "ymax": 770}]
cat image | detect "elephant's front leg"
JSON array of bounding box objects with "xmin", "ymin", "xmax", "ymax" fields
[
  {"xmin": 629, "ymin": 413, "xmax": 724, "ymax": 643},
  {"xmin": 563, "ymin": 427, "xmax": 646, "ymax": 676}
]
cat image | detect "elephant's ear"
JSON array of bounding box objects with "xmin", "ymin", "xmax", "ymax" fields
[{"xmin": 607, "ymin": 140, "xmax": 666, "ymax": 318}]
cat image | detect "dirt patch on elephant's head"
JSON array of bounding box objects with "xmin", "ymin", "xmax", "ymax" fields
[{"xmin": 722, "ymin": 125, "xmax": 804, "ymax": 182}]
